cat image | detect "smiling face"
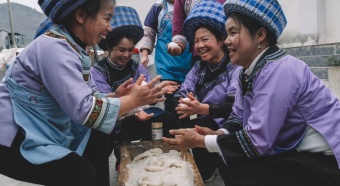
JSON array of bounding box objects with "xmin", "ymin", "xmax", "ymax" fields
[
  {"xmin": 194, "ymin": 27, "xmax": 225, "ymax": 65},
  {"xmin": 224, "ymin": 17, "xmax": 260, "ymax": 68},
  {"xmin": 108, "ymin": 37, "xmax": 134, "ymax": 66},
  {"xmin": 82, "ymin": 3, "xmax": 114, "ymax": 46}
]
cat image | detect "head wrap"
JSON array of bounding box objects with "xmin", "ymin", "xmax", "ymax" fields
[
  {"xmin": 35, "ymin": 18, "xmax": 55, "ymax": 39},
  {"xmin": 183, "ymin": 0, "xmax": 227, "ymax": 45},
  {"xmin": 223, "ymin": 0, "xmax": 287, "ymax": 40},
  {"xmin": 38, "ymin": 0, "xmax": 88, "ymax": 24},
  {"xmin": 98, "ymin": 6, "xmax": 143, "ymax": 51}
]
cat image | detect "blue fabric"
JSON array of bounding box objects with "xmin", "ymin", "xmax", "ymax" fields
[
  {"xmin": 183, "ymin": 0, "xmax": 227, "ymax": 45},
  {"xmin": 155, "ymin": 0, "xmax": 192, "ymax": 82},
  {"xmin": 4, "ymin": 62, "xmax": 91, "ymax": 164},
  {"xmin": 223, "ymin": 0, "xmax": 287, "ymax": 40},
  {"xmin": 108, "ymin": 6, "xmax": 143, "ymax": 42},
  {"xmin": 35, "ymin": 18, "xmax": 55, "ymax": 39},
  {"xmin": 143, "ymin": 107, "xmax": 165, "ymax": 117}
]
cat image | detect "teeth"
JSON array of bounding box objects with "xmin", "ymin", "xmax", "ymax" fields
[{"xmin": 99, "ymin": 35, "xmax": 106, "ymax": 39}]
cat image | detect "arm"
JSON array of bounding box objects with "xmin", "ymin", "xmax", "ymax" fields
[{"xmin": 139, "ymin": 4, "xmax": 162, "ymax": 56}]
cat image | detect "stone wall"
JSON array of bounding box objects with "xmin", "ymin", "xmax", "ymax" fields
[{"xmin": 282, "ymin": 43, "xmax": 340, "ymax": 98}]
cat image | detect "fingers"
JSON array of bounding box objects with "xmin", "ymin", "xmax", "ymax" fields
[
  {"xmin": 135, "ymin": 74, "xmax": 145, "ymax": 85},
  {"xmin": 162, "ymin": 137, "xmax": 178, "ymax": 145},
  {"xmin": 147, "ymin": 75, "xmax": 162, "ymax": 88},
  {"xmin": 122, "ymin": 78, "xmax": 133, "ymax": 87},
  {"xmin": 186, "ymin": 93, "xmax": 196, "ymax": 100}
]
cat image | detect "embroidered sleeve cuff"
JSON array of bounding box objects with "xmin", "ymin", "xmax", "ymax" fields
[
  {"xmin": 83, "ymin": 97, "xmax": 120, "ymax": 134},
  {"xmin": 205, "ymin": 135, "xmax": 221, "ymax": 153},
  {"xmin": 172, "ymin": 35, "xmax": 187, "ymax": 47}
]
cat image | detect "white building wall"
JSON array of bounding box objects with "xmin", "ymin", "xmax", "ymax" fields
[{"xmin": 279, "ymin": 0, "xmax": 340, "ymax": 47}]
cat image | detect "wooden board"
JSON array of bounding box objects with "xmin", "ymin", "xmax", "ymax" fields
[{"xmin": 117, "ymin": 141, "xmax": 204, "ymax": 186}]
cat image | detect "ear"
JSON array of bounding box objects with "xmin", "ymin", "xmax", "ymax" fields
[
  {"xmin": 256, "ymin": 28, "xmax": 267, "ymax": 44},
  {"xmin": 75, "ymin": 8, "xmax": 86, "ymax": 24}
]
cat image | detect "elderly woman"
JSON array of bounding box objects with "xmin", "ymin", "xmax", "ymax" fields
[
  {"xmin": 0, "ymin": 0, "xmax": 168, "ymax": 185},
  {"xmin": 164, "ymin": 0, "xmax": 340, "ymax": 185}
]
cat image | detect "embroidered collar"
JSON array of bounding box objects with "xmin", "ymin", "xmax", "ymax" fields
[
  {"xmin": 244, "ymin": 47, "xmax": 269, "ymax": 76},
  {"xmin": 239, "ymin": 45, "xmax": 287, "ymax": 96}
]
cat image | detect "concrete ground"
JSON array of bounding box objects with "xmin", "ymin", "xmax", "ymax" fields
[{"xmin": 0, "ymin": 152, "xmax": 224, "ymax": 186}]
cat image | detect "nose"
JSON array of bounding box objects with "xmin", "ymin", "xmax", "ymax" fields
[
  {"xmin": 224, "ymin": 36, "xmax": 231, "ymax": 46},
  {"xmin": 107, "ymin": 24, "xmax": 112, "ymax": 32}
]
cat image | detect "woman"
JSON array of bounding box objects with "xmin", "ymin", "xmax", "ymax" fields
[
  {"xmin": 91, "ymin": 6, "xmax": 178, "ymax": 171},
  {"xmin": 164, "ymin": 0, "xmax": 340, "ymax": 185},
  {"xmin": 139, "ymin": 0, "xmax": 192, "ymax": 117},
  {"xmin": 173, "ymin": 0, "xmax": 241, "ymax": 182},
  {"xmin": 0, "ymin": 0, "xmax": 168, "ymax": 185}
]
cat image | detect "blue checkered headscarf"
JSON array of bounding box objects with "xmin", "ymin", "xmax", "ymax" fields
[
  {"xmin": 98, "ymin": 6, "xmax": 143, "ymax": 50},
  {"xmin": 223, "ymin": 0, "xmax": 287, "ymax": 40},
  {"xmin": 38, "ymin": 0, "xmax": 88, "ymax": 24},
  {"xmin": 183, "ymin": 0, "xmax": 227, "ymax": 45}
]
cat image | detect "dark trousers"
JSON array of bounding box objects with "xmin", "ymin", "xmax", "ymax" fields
[
  {"xmin": 0, "ymin": 129, "xmax": 111, "ymax": 186},
  {"xmin": 183, "ymin": 117, "xmax": 220, "ymax": 180},
  {"xmin": 218, "ymin": 151, "xmax": 340, "ymax": 186}
]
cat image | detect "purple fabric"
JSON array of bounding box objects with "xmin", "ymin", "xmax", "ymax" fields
[
  {"xmin": 0, "ymin": 35, "xmax": 118, "ymax": 147},
  {"xmin": 90, "ymin": 61, "xmax": 151, "ymax": 94},
  {"xmin": 221, "ymin": 55, "xmax": 340, "ymax": 168},
  {"xmin": 177, "ymin": 61, "xmax": 241, "ymax": 126}
]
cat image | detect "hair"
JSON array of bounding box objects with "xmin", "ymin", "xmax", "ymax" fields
[
  {"xmin": 195, "ymin": 24, "xmax": 228, "ymax": 53},
  {"xmin": 107, "ymin": 32, "xmax": 136, "ymax": 51},
  {"xmin": 62, "ymin": 0, "xmax": 115, "ymax": 28},
  {"xmin": 228, "ymin": 12, "xmax": 277, "ymax": 45}
]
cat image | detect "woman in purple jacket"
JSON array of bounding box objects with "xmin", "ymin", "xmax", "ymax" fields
[{"xmin": 164, "ymin": 0, "xmax": 340, "ymax": 185}]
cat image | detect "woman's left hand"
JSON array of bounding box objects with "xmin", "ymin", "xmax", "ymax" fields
[
  {"xmin": 162, "ymin": 128, "xmax": 205, "ymax": 150},
  {"xmin": 161, "ymin": 81, "xmax": 180, "ymax": 94},
  {"xmin": 176, "ymin": 93, "xmax": 207, "ymax": 119},
  {"xmin": 134, "ymin": 110, "xmax": 153, "ymax": 121}
]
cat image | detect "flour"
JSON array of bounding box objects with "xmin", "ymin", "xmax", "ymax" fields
[{"xmin": 125, "ymin": 148, "xmax": 195, "ymax": 186}]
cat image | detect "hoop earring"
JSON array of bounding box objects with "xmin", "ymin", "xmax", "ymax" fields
[{"xmin": 258, "ymin": 44, "xmax": 262, "ymax": 50}]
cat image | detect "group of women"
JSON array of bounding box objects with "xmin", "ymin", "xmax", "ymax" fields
[{"xmin": 0, "ymin": 0, "xmax": 339, "ymax": 186}]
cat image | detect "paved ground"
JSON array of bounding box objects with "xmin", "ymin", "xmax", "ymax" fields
[{"xmin": 0, "ymin": 152, "xmax": 224, "ymax": 186}]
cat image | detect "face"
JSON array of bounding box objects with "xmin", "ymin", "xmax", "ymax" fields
[
  {"xmin": 194, "ymin": 27, "xmax": 225, "ymax": 64},
  {"xmin": 108, "ymin": 37, "xmax": 134, "ymax": 66},
  {"xmin": 224, "ymin": 17, "xmax": 259, "ymax": 68},
  {"xmin": 82, "ymin": 3, "xmax": 114, "ymax": 46}
]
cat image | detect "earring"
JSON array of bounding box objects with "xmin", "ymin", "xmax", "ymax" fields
[{"xmin": 258, "ymin": 44, "xmax": 261, "ymax": 50}]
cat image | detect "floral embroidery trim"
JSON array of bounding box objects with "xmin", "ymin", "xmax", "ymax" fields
[{"xmin": 84, "ymin": 98, "xmax": 103, "ymax": 128}]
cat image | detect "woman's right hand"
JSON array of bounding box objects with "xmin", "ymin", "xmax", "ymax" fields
[{"xmin": 167, "ymin": 42, "xmax": 184, "ymax": 56}]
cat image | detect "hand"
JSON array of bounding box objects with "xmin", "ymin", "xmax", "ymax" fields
[
  {"xmin": 194, "ymin": 125, "xmax": 219, "ymax": 135},
  {"xmin": 161, "ymin": 81, "xmax": 180, "ymax": 94},
  {"xmin": 140, "ymin": 49, "xmax": 149, "ymax": 67},
  {"xmin": 128, "ymin": 75, "xmax": 168, "ymax": 107},
  {"xmin": 167, "ymin": 42, "xmax": 183, "ymax": 56},
  {"xmin": 162, "ymin": 128, "xmax": 205, "ymax": 150},
  {"xmin": 176, "ymin": 93, "xmax": 205, "ymax": 119},
  {"xmin": 140, "ymin": 55, "xmax": 149, "ymax": 67},
  {"xmin": 114, "ymin": 78, "xmax": 133, "ymax": 97},
  {"xmin": 134, "ymin": 110, "xmax": 153, "ymax": 121}
]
